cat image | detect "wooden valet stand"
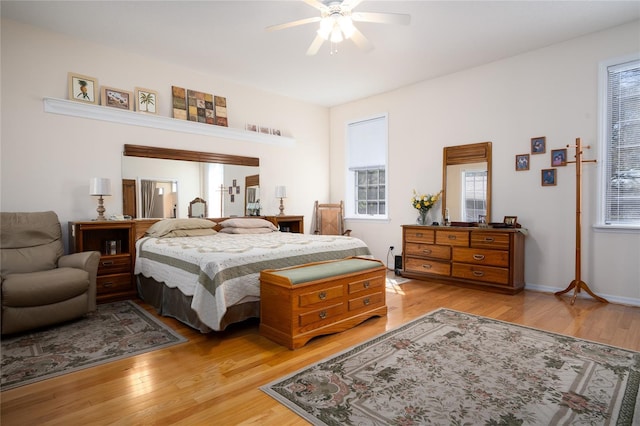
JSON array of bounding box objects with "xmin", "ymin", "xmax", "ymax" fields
[{"xmin": 554, "ymin": 137, "xmax": 608, "ymax": 305}]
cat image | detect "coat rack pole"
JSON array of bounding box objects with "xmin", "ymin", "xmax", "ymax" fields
[{"xmin": 554, "ymin": 138, "xmax": 608, "ymax": 305}]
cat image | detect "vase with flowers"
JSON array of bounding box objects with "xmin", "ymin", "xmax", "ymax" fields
[{"xmin": 411, "ymin": 189, "xmax": 442, "ymax": 225}]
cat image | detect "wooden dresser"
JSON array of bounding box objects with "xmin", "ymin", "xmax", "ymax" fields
[{"xmin": 402, "ymin": 225, "xmax": 525, "ymax": 294}]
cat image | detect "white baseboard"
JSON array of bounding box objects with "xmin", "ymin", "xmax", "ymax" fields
[{"xmin": 526, "ymin": 283, "xmax": 640, "ymax": 307}]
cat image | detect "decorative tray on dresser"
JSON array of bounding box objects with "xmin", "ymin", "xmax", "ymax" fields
[{"xmin": 401, "ymin": 225, "xmax": 526, "ymax": 294}]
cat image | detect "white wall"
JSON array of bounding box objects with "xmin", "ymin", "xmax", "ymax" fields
[
  {"xmin": 331, "ymin": 21, "xmax": 640, "ymax": 304},
  {"xmin": 1, "ymin": 19, "xmax": 330, "ymax": 238}
]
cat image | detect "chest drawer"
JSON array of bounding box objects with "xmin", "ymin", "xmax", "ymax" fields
[
  {"xmin": 471, "ymin": 232, "xmax": 510, "ymax": 250},
  {"xmin": 452, "ymin": 263, "xmax": 509, "ymax": 285},
  {"xmin": 348, "ymin": 275, "xmax": 384, "ymax": 294},
  {"xmin": 298, "ymin": 303, "xmax": 345, "ymax": 328},
  {"xmin": 435, "ymin": 230, "xmax": 469, "ymax": 247},
  {"xmin": 453, "ymin": 247, "xmax": 509, "ymax": 267},
  {"xmin": 405, "ymin": 257, "xmax": 451, "ymax": 276},
  {"xmin": 349, "ymin": 291, "xmax": 384, "ymax": 311},
  {"xmin": 98, "ymin": 255, "xmax": 131, "ymax": 275},
  {"xmin": 405, "ymin": 242, "xmax": 451, "ymax": 260},
  {"xmin": 404, "ymin": 228, "xmax": 435, "ymax": 244},
  {"xmin": 298, "ymin": 284, "xmax": 343, "ymax": 307}
]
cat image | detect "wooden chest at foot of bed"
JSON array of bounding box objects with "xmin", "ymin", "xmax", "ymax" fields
[{"xmin": 259, "ymin": 257, "xmax": 387, "ymax": 350}]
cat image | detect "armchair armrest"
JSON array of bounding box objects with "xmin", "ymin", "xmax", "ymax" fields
[{"xmin": 58, "ymin": 251, "xmax": 100, "ymax": 311}]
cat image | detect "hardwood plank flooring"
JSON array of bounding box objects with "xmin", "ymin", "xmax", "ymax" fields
[{"xmin": 2, "ymin": 278, "xmax": 639, "ymax": 425}]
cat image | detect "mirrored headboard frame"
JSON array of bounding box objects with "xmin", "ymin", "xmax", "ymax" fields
[
  {"xmin": 123, "ymin": 144, "xmax": 259, "ymax": 167},
  {"xmin": 442, "ymin": 141, "xmax": 492, "ymax": 223}
]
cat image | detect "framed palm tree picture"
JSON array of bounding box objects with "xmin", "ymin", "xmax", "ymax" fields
[{"xmin": 135, "ymin": 87, "xmax": 158, "ymax": 114}]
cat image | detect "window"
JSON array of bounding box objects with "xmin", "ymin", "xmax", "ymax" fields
[
  {"xmin": 345, "ymin": 115, "xmax": 388, "ymax": 219},
  {"xmin": 599, "ymin": 56, "xmax": 640, "ymax": 228}
]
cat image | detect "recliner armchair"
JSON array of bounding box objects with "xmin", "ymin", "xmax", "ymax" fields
[{"xmin": 1, "ymin": 211, "xmax": 100, "ymax": 335}]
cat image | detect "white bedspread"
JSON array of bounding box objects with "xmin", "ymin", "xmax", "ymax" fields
[{"xmin": 135, "ymin": 232, "xmax": 371, "ymax": 330}]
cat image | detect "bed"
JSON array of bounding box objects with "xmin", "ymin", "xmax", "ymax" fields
[{"xmin": 134, "ymin": 217, "xmax": 372, "ymax": 332}]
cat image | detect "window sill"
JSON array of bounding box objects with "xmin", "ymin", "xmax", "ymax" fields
[{"xmin": 592, "ymin": 224, "xmax": 640, "ymax": 234}]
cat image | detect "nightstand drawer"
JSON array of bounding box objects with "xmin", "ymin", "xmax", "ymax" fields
[
  {"xmin": 405, "ymin": 243, "xmax": 451, "ymax": 260},
  {"xmin": 98, "ymin": 255, "xmax": 131, "ymax": 275},
  {"xmin": 97, "ymin": 273, "xmax": 133, "ymax": 295}
]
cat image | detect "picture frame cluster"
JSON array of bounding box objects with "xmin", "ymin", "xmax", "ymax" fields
[
  {"xmin": 515, "ymin": 135, "xmax": 571, "ymax": 186},
  {"xmin": 245, "ymin": 123, "xmax": 282, "ymax": 136}
]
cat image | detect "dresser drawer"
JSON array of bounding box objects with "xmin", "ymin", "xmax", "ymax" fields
[
  {"xmin": 349, "ymin": 291, "xmax": 384, "ymax": 311},
  {"xmin": 98, "ymin": 255, "xmax": 131, "ymax": 275},
  {"xmin": 452, "ymin": 263, "xmax": 509, "ymax": 285},
  {"xmin": 452, "ymin": 247, "xmax": 509, "ymax": 267},
  {"xmin": 435, "ymin": 230, "xmax": 469, "ymax": 247},
  {"xmin": 405, "ymin": 243, "xmax": 451, "ymax": 260},
  {"xmin": 348, "ymin": 275, "xmax": 385, "ymax": 294},
  {"xmin": 298, "ymin": 285, "xmax": 343, "ymax": 307},
  {"xmin": 97, "ymin": 273, "xmax": 133, "ymax": 295},
  {"xmin": 298, "ymin": 303, "xmax": 345, "ymax": 328},
  {"xmin": 470, "ymin": 232, "xmax": 510, "ymax": 250},
  {"xmin": 404, "ymin": 228, "xmax": 435, "ymax": 244},
  {"xmin": 405, "ymin": 257, "xmax": 451, "ymax": 276}
]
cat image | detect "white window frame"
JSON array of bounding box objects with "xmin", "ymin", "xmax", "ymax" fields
[
  {"xmin": 345, "ymin": 114, "xmax": 389, "ymax": 220},
  {"xmin": 596, "ymin": 53, "xmax": 640, "ymax": 233}
]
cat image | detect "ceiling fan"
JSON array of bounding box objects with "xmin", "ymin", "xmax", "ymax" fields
[{"xmin": 266, "ymin": 0, "xmax": 411, "ymax": 56}]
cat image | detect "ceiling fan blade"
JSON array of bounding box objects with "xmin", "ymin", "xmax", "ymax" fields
[
  {"xmin": 266, "ymin": 16, "xmax": 321, "ymax": 32},
  {"xmin": 352, "ymin": 11, "xmax": 411, "ymax": 25},
  {"xmin": 342, "ymin": 0, "xmax": 364, "ymax": 11},
  {"xmin": 349, "ymin": 27, "xmax": 374, "ymax": 53},
  {"xmin": 306, "ymin": 34, "xmax": 326, "ymax": 56},
  {"xmin": 303, "ymin": 0, "xmax": 326, "ymax": 11}
]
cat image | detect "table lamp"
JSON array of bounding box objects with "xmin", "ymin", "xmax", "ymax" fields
[
  {"xmin": 90, "ymin": 177, "xmax": 111, "ymax": 221},
  {"xmin": 275, "ymin": 185, "xmax": 287, "ymax": 216}
]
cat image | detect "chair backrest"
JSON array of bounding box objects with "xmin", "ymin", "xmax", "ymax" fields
[
  {"xmin": 314, "ymin": 201, "xmax": 347, "ymax": 235},
  {"xmin": 0, "ymin": 211, "xmax": 64, "ymax": 276},
  {"xmin": 188, "ymin": 197, "xmax": 207, "ymax": 218}
]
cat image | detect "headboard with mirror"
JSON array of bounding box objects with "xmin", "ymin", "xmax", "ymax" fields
[
  {"xmin": 442, "ymin": 141, "xmax": 492, "ymax": 224},
  {"xmin": 122, "ymin": 144, "xmax": 259, "ymax": 219}
]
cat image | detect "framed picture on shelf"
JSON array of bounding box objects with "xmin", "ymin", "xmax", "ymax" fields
[
  {"xmin": 531, "ymin": 136, "xmax": 546, "ymax": 154},
  {"xmin": 551, "ymin": 148, "xmax": 567, "ymax": 167},
  {"xmin": 134, "ymin": 87, "xmax": 158, "ymax": 114},
  {"xmin": 68, "ymin": 72, "xmax": 98, "ymax": 104},
  {"xmin": 542, "ymin": 168, "xmax": 557, "ymax": 186},
  {"xmin": 245, "ymin": 123, "xmax": 257, "ymax": 132},
  {"xmin": 259, "ymin": 126, "xmax": 270, "ymax": 134},
  {"xmin": 271, "ymin": 128, "xmax": 282, "ymax": 136},
  {"xmin": 515, "ymin": 154, "xmax": 529, "ymax": 171},
  {"xmin": 503, "ymin": 216, "xmax": 518, "ymax": 227},
  {"xmin": 101, "ymin": 86, "xmax": 133, "ymax": 110}
]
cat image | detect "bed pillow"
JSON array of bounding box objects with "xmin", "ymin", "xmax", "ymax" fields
[
  {"xmin": 146, "ymin": 218, "xmax": 216, "ymax": 238},
  {"xmin": 218, "ymin": 218, "xmax": 278, "ymax": 230},
  {"xmin": 218, "ymin": 227, "xmax": 275, "ymax": 234},
  {"xmin": 162, "ymin": 228, "xmax": 217, "ymax": 238}
]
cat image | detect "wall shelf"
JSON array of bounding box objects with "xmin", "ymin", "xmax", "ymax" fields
[{"xmin": 43, "ymin": 97, "xmax": 295, "ymax": 146}]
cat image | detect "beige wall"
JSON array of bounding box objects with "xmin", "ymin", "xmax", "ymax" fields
[{"xmin": 331, "ymin": 21, "xmax": 640, "ymax": 304}]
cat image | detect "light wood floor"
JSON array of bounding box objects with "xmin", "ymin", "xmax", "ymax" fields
[{"xmin": 2, "ymin": 277, "xmax": 639, "ymax": 425}]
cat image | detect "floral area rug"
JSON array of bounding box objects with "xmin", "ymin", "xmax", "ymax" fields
[
  {"xmin": 1, "ymin": 300, "xmax": 186, "ymax": 391},
  {"xmin": 262, "ymin": 308, "xmax": 640, "ymax": 425}
]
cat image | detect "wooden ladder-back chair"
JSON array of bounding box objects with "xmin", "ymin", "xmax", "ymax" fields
[{"xmin": 313, "ymin": 201, "xmax": 351, "ymax": 236}]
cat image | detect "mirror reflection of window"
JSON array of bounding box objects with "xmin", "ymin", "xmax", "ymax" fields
[{"xmin": 462, "ymin": 169, "xmax": 487, "ymax": 222}]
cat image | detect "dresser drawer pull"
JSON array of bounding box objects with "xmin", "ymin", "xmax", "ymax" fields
[
  {"xmin": 422, "ymin": 249, "xmax": 432, "ymax": 255},
  {"xmin": 363, "ymin": 281, "xmax": 370, "ymax": 288},
  {"xmin": 448, "ymin": 235, "xmax": 457, "ymax": 240},
  {"xmin": 422, "ymin": 264, "xmax": 432, "ymax": 270},
  {"xmin": 318, "ymin": 291, "xmax": 327, "ymax": 300},
  {"xmin": 483, "ymin": 237, "xmax": 495, "ymax": 242},
  {"xmin": 363, "ymin": 297, "xmax": 371, "ymax": 305},
  {"xmin": 472, "ymin": 271, "xmax": 485, "ymax": 277},
  {"xmin": 416, "ymin": 232, "xmax": 424, "ymax": 237},
  {"xmin": 101, "ymin": 261, "xmax": 114, "ymax": 266},
  {"xmin": 103, "ymin": 281, "xmax": 114, "ymax": 287},
  {"xmin": 319, "ymin": 310, "xmax": 327, "ymax": 319},
  {"xmin": 473, "ymin": 254, "xmax": 485, "ymax": 261}
]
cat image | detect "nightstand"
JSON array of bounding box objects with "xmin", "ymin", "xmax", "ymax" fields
[
  {"xmin": 68, "ymin": 220, "xmax": 136, "ymax": 303},
  {"xmin": 268, "ymin": 215, "xmax": 304, "ymax": 233}
]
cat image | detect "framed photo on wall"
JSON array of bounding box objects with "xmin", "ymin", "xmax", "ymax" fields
[
  {"xmin": 101, "ymin": 86, "xmax": 133, "ymax": 110},
  {"xmin": 515, "ymin": 154, "xmax": 529, "ymax": 171},
  {"xmin": 134, "ymin": 87, "xmax": 158, "ymax": 114},
  {"xmin": 68, "ymin": 72, "xmax": 98, "ymax": 104},
  {"xmin": 551, "ymin": 148, "xmax": 567, "ymax": 167},
  {"xmin": 531, "ymin": 136, "xmax": 546, "ymax": 154},
  {"xmin": 542, "ymin": 168, "xmax": 557, "ymax": 186}
]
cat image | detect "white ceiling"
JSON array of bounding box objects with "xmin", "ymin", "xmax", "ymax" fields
[{"xmin": 3, "ymin": 1, "xmax": 639, "ymax": 106}]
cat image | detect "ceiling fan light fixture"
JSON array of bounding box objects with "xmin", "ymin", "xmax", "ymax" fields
[
  {"xmin": 338, "ymin": 16, "xmax": 355, "ymax": 39},
  {"xmin": 330, "ymin": 27, "xmax": 343, "ymax": 43}
]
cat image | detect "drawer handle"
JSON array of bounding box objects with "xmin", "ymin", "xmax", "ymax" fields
[
  {"xmin": 319, "ymin": 310, "xmax": 327, "ymax": 319},
  {"xmin": 422, "ymin": 249, "xmax": 432, "ymax": 255},
  {"xmin": 416, "ymin": 232, "xmax": 423, "ymax": 237},
  {"xmin": 484, "ymin": 237, "xmax": 495, "ymax": 242},
  {"xmin": 101, "ymin": 261, "xmax": 114, "ymax": 266},
  {"xmin": 473, "ymin": 254, "xmax": 485, "ymax": 261},
  {"xmin": 103, "ymin": 282, "xmax": 114, "ymax": 287},
  {"xmin": 448, "ymin": 235, "xmax": 457, "ymax": 240},
  {"xmin": 318, "ymin": 291, "xmax": 327, "ymax": 300},
  {"xmin": 472, "ymin": 271, "xmax": 484, "ymax": 277},
  {"xmin": 363, "ymin": 297, "xmax": 371, "ymax": 305},
  {"xmin": 363, "ymin": 281, "xmax": 370, "ymax": 288},
  {"xmin": 422, "ymin": 264, "xmax": 432, "ymax": 270}
]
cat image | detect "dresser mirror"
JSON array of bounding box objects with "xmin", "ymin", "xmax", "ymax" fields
[
  {"xmin": 442, "ymin": 141, "xmax": 492, "ymax": 223},
  {"xmin": 122, "ymin": 144, "xmax": 259, "ymax": 219}
]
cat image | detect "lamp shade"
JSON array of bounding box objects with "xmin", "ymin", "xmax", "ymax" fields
[
  {"xmin": 89, "ymin": 178, "xmax": 111, "ymax": 196},
  {"xmin": 275, "ymin": 186, "xmax": 287, "ymax": 198}
]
